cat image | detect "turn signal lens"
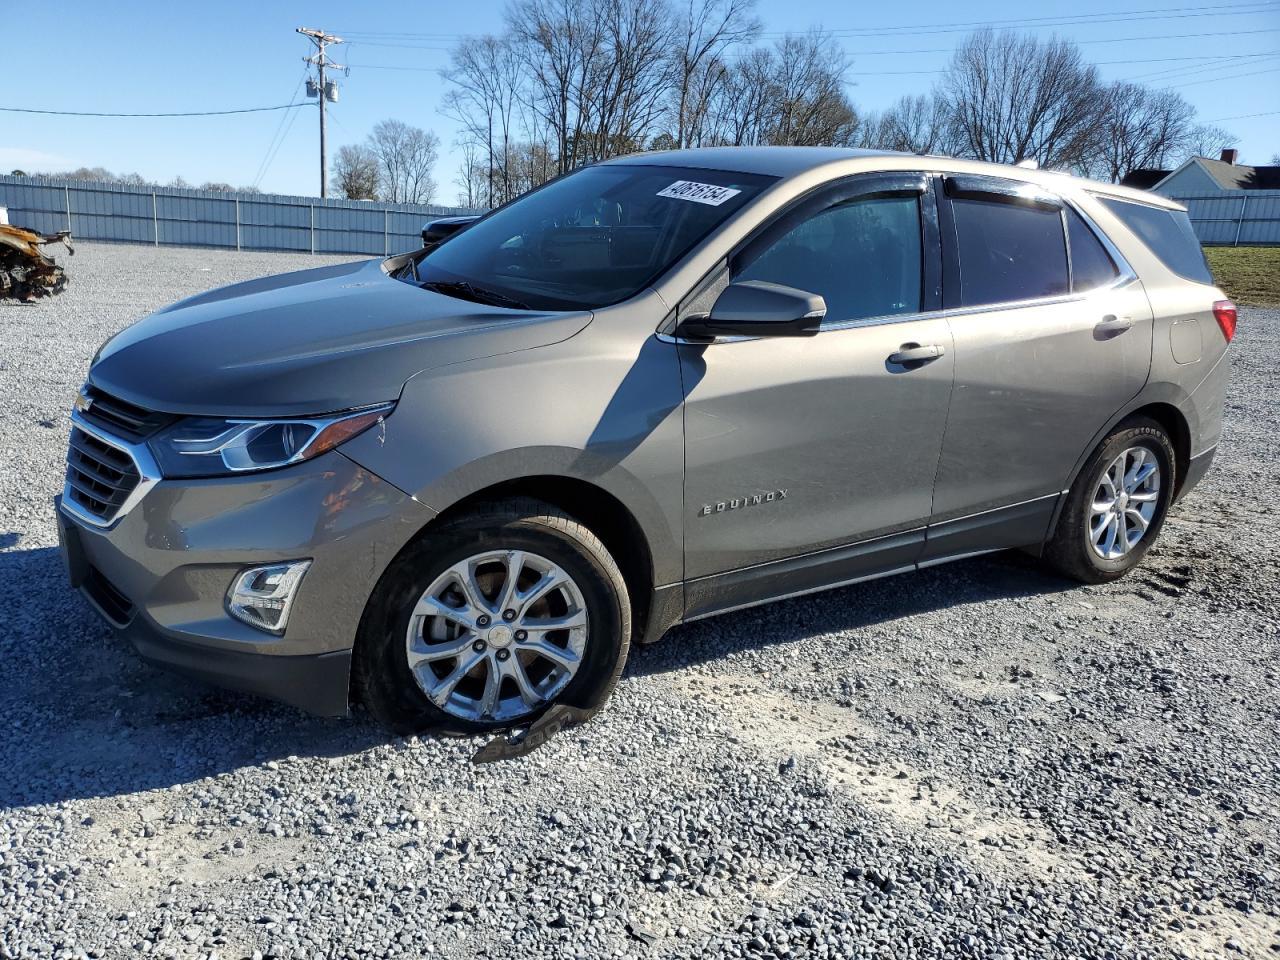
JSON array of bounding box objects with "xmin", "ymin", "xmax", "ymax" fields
[{"xmin": 1213, "ymin": 299, "xmax": 1237, "ymax": 343}]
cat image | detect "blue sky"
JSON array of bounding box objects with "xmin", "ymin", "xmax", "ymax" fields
[{"xmin": 4, "ymin": 1, "xmax": 1278, "ymax": 200}]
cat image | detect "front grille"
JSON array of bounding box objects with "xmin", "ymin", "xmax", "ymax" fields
[
  {"xmin": 65, "ymin": 426, "xmax": 142, "ymax": 522},
  {"xmin": 80, "ymin": 387, "xmax": 175, "ymax": 442}
]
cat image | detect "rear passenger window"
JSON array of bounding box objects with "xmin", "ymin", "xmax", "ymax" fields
[
  {"xmin": 1066, "ymin": 208, "xmax": 1118, "ymax": 292},
  {"xmin": 1098, "ymin": 197, "xmax": 1212, "ymax": 284},
  {"xmin": 952, "ymin": 199, "xmax": 1068, "ymax": 306},
  {"xmin": 736, "ymin": 194, "xmax": 922, "ymax": 323}
]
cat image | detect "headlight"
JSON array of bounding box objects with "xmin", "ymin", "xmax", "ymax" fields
[{"xmin": 149, "ymin": 403, "xmax": 393, "ymax": 478}]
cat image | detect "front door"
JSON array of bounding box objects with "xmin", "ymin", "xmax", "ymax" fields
[
  {"xmin": 924, "ymin": 176, "xmax": 1154, "ymax": 559},
  {"xmin": 676, "ymin": 174, "xmax": 954, "ymax": 618}
]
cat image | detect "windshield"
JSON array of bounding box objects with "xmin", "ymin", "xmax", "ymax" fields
[{"xmin": 407, "ymin": 165, "xmax": 775, "ymax": 310}]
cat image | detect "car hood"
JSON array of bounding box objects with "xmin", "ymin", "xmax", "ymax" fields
[{"xmin": 89, "ymin": 257, "xmax": 591, "ymax": 417}]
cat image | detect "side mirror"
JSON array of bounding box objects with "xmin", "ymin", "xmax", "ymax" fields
[
  {"xmin": 421, "ymin": 215, "xmax": 480, "ymax": 249},
  {"xmin": 677, "ymin": 280, "xmax": 826, "ymax": 340}
]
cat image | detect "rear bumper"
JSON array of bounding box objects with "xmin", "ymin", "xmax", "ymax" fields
[
  {"xmin": 55, "ymin": 450, "xmax": 434, "ymax": 717},
  {"xmin": 1178, "ymin": 445, "xmax": 1216, "ymax": 501}
]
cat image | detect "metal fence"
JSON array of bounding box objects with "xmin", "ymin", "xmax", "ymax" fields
[
  {"xmin": 1171, "ymin": 191, "xmax": 1280, "ymax": 246},
  {"xmin": 0, "ymin": 174, "xmax": 481, "ymax": 256}
]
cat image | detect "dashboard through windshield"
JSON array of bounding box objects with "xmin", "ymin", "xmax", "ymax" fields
[{"xmin": 405, "ymin": 164, "xmax": 775, "ymax": 311}]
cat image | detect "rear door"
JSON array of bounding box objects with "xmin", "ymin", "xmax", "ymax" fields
[
  {"xmin": 924, "ymin": 175, "xmax": 1154, "ymax": 560},
  {"xmin": 677, "ymin": 173, "xmax": 954, "ymax": 617}
]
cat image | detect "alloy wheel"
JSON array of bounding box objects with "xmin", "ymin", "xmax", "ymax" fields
[
  {"xmin": 404, "ymin": 549, "xmax": 589, "ymax": 723},
  {"xmin": 1088, "ymin": 446, "xmax": 1162, "ymax": 560}
]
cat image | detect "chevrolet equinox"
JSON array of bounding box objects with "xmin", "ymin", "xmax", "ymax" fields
[{"xmin": 56, "ymin": 148, "xmax": 1234, "ymax": 733}]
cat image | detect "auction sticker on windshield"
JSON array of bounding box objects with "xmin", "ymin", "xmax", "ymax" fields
[{"xmin": 656, "ymin": 181, "xmax": 742, "ymax": 206}]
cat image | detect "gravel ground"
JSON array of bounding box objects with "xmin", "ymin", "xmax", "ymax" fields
[{"xmin": 2, "ymin": 243, "xmax": 1277, "ymax": 960}]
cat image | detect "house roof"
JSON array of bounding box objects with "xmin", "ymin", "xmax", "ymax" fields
[
  {"xmin": 1120, "ymin": 168, "xmax": 1170, "ymax": 190},
  {"xmin": 1155, "ymin": 156, "xmax": 1280, "ymax": 192}
]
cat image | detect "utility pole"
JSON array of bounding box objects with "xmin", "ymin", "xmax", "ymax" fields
[{"xmin": 297, "ymin": 27, "xmax": 344, "ymax": 199}]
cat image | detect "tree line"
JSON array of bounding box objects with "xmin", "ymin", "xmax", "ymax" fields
[{"xmin": 414, "ymin": 0, "xmax": 1234, "ymax": 207}]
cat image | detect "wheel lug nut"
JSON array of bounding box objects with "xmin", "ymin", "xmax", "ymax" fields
[
  {"xmin": 514, "ymin": 629, "xmax": 528, "ymax": 642},
  {"xmin": 503, "ymin": 609, "xmax": 516, "ymax": 621},
  {"xmin": 472, "ymin": 639, "xmax": 487, "ymax": 653},
  {"xmin": 496, "ymin": 649, "xmax": 510, "ymax": 662},
  {"xmin": 477, "ymin": 615, "xmax": 490, "ymax": 627}
]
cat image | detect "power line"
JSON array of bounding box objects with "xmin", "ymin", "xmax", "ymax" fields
[
  {"xmin": 331, "ymin": 1, "xmax": 1279, "ymax": 42},
  {"xmin": 350, "ymin": 50, "xmax": 1280, "ymax": 78},
  {"xmin": 254, "ymin": 103, "xmax": 306, "ymax": 190},
  {"xmin": 1206, "ymin": 108, "xmax": 1280, "ymax": 120},
  {"xmin": 252, "ymin": 67, "xmax": 310, "ymax": 189},
  {"xmin": 1166, "ymin": 63, "xmax": 1280, "ymax": 86},
  {"xmin": 761, "ymin": 2, "xmax": 1280, "ymax": 38},
  {"xmin": 0, "ymin": 103, "xmax": 307, "ymax": 117},
  {"xmin": 1122, "ymin": 49, "xmax": 1279, "ymax": 81}
]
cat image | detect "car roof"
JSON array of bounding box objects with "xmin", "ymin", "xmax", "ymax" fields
[
  {"xmin": 605, "ymin": 146, "xmax": 903, "ymax": 177},
  {"xmin": 603, "ymin": 147, "xmax": 1184, "ymax": 211}
]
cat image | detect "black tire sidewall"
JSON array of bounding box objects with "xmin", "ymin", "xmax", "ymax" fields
[
  {"xmin": 358, "ymin": 509, "xmax": 629, "ymax": 736},
  {"xmin": 1053, "ymin": 420, "xmax": 1175, "ymax": 581}
]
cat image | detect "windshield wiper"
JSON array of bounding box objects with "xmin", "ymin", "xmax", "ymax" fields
[{"xmin": 419, "ymin": 280, "xmax": 530, "ymax": 310}]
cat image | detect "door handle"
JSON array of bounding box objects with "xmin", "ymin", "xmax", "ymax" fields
[
  {"xmin": 1094, "ymin": 315, "xmax": 1134, "ymax": 338},
  {"xmin": 888, "ymin": 343, "xmax": 945, "ymax": 365}
]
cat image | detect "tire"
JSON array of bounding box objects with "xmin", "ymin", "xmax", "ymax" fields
[
  {"xmin": 1043, "ymin": 417, "xmax": 1176, "ymax": 584},
  {"xmin": 355, "ymin": 498, "xmax": 631, "ymax": 735}
]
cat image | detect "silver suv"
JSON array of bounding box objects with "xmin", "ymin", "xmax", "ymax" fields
[{"xmin": 56, "ymin": 148, "xmax": 1234, "ymax": 734}]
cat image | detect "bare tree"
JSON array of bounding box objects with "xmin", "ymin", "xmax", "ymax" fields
[
  {"xmin": 442, "ymin": 35, "xmax": 525, "ymax": 206},
  {"xmin": 942, "ymin": 29, "xmax": 1104, "ymax": 169},
  {"xmin": 582, "ymin": 0, "xmax": 677, "ymax": 161},
  {"xmin": 706, "ymin": 32, "xmax": 856, "ymax": 147},
  {"xmin": 367, "ymin": 120, "xmax": 440, "ymax": 204},
  {"xmin": 1086, "ymin": 83, "xmax": 1202, "ymax": 182},
  {"xmin": 768, "ymin": 32, "xmax": 858, "ymax": 146},
  {"xmin": 331, "ymin": 144, "xmax": 380, "ymax": 200},
  {"xmin": 858, "ymin": 94, "xmax": 954, "ymax": 155},
  {"xmin": 671, "ymin": 0, "xmax": 759, "ymax": 148},
  {"xmin": 508, "ymin": 0, "xmax": 605, "ymax": 175},
  {"xmin": 1184, "ymin": 125, "xmax": 1237, "ymax": 161}
]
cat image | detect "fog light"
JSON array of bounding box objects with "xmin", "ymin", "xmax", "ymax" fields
[{"xmin": 226, "ymin": 560, "xmax": 312, "ymax": 634}]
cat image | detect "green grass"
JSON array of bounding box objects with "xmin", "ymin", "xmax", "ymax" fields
[{"xmin": 1204, "ymin": 246, "xmax": 1280, "ymax": 307}]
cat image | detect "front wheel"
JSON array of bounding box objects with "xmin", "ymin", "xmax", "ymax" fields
[
  {"xmin": 356, "ymin": 499, "xmax": 631, "ymax": 735},
  {"xmin": 1042, "ymin": 418, "xmax": 1176, "ymax": 584}
]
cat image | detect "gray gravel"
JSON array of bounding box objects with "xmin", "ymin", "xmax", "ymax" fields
[{"xmin": 2, "ymin": 243, "xmax": 1278, "ymax": 960}]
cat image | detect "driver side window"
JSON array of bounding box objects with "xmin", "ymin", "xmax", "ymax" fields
[{"xmin": 735, "ymin": 194, "xmax": 924, "ymax": 324}]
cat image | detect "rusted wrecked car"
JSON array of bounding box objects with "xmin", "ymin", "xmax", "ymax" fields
[{"xmin": 0, "ymin": 224, "xmax": 73, "ymax": 301}]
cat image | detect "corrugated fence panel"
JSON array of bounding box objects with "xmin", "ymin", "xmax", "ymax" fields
[
  {"xmin": 1171, "ymin": 190, "xmax": 1280, "ymax": 246},
  {"xmin": 0, "ymin": 175, "xmax": 482, "ymax": 255}
]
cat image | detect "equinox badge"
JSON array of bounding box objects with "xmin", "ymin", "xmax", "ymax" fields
[{"xmin": 700, "ymin": 489, "xmax": 788, "ymax": 517}]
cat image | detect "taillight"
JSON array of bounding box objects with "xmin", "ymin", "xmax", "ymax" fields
[{"xmin": 1213, "ymin": 300, "xmax": 1237, "ymax": 343}]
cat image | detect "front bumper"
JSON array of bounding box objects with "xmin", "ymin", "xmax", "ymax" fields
[{"xmin": 56, "ymin": 450, "xmax": 434, "ymax": 717}]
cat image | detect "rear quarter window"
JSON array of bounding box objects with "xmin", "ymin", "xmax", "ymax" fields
[{"xmin": 1097, "ymin": 197, "xmax": 1213, "ymax": 285}]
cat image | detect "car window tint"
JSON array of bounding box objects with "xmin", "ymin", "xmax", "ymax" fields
[
  {"xmin": 417, "ymin": 165, "xmax": 775, "ymax": 310},
  {"xmin": 736, "ymin": 194, "xmax": 922, "ymax": 323},
  {"xmin": 1098, "ymin": 197, "xmax": 1213, "ymax": 285},
  {"xmin": 953, "ymin": 198, "xmax": 1068, "ymax": 306},
  {"xmin": 1066, "ymin": 207, "xmax": 1119, "ymax": 292}
]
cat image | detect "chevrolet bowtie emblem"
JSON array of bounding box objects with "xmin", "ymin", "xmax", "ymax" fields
[{"xmin": 73, "ymin": 390, "xmax": 93, "ymax": 413}]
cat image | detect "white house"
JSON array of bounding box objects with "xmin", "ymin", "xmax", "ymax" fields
[{"xmin": 1121, "ymin": 150, "xmax": 1280, "ymax": 245}]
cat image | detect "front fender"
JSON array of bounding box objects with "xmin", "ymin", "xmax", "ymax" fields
[{"xmin": 339, "ymin": 329, "xmax": 686, "ymax": 586}]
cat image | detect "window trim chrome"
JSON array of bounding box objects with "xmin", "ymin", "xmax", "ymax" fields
[
  {"xmin": 61, "ymin": 409, "xmax": 162, "ymax": 530},
  {"xmin": 654, "ymin": 181, "xmax": 1140, "ymax": 347}
]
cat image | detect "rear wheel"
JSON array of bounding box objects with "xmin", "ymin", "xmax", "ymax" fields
[
  {"xmin": 356, "ymin": 499, "xmax": 631, "ymax": 735},
  {"xmin": 1043, "ymin": 418, "xmax": 1175, "ymax": 584}
]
